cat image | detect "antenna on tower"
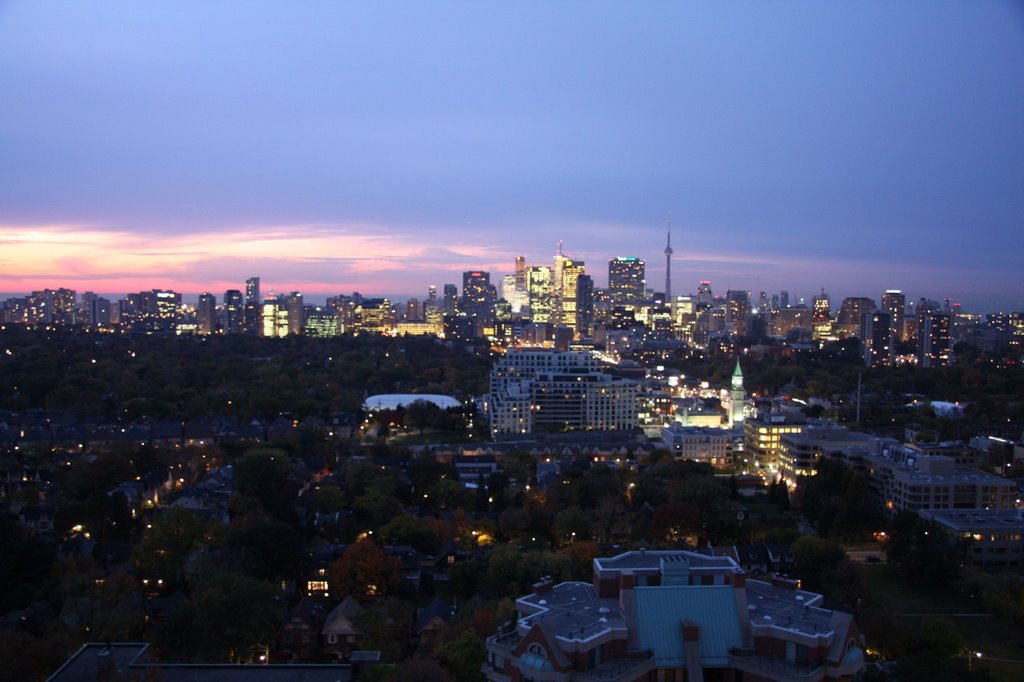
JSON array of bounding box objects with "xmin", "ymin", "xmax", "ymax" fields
[{"xmin": 557, "ymin": 240, "xmax": 564, "ymax": 257}]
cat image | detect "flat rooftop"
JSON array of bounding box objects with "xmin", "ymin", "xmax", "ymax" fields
[
  {"xmin": 746, "ymin": 579, "xmax": 834, "ymax": 639},
  {"xmin": 594, "ymin": 549, "xmax": 742, "ymax": 575},
  {"xmin": 517, "ymin": 581, "xmax": 627, "ymax": 644}
]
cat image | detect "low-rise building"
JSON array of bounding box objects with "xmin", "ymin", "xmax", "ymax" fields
[
  {"xmin": 660, "ymin": 424, "xmax": 732, "ymax": 468},
  {"xmin": 918, "ymin": 508, "xmax": 1024, "ymax": 570},
  {"xmin": 483, "ymin": 549, "xmax": 866, "ymax": 682}
]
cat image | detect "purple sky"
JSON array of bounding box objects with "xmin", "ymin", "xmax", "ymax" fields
[{"xmin": 1, "ymin": 1, "xmax": 1022, "ymax": 311}]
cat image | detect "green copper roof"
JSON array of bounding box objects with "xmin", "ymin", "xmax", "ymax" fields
[
  {"xmin": 633, "ymin": 586, "xmax": 743, "ymax": 668},
  {"xmin": 732, "ymin": 360, "xmax": 743, "ymax": 377}
]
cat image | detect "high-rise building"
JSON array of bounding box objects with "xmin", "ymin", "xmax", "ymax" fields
[
  {"xmin": 861, "ymin": 311, "xmax": 892, "ymax": 367},
  {"xmin": 285, "ymin": 292, "xmax": 304, "ymax": 335},
  {"xmin": 836, "ymin": 297, "xmax": 876, "ymax": 338},
  {"xmin": 515, "ymin": 256, "xmax": 526, "ymax": 293},
  {"xmin": 304, "ymin": 306, "xmax": 340, "ymax": 337},
  {"xmin": 197, "ymin": 293, "xmax": 216, "ymax": 335},
  {"xmin": 223, "ymin": 289, "xmax": 244, "ymax": 334},
  {"xmin": 487, "ymin": 349, "xmax": 638, "ymax": 437},
  {"xmin": 244, "ymin": 277, "xmax": 261, "ymax": 335},
  {"xmin": 608, "ymin": 257, "xmax": 645, "ymax": 302},
  {"xmin": 525, "ymin": 266, "xmax": 553, "ymax": 323},
  {"xmin": 725, "ymin": 290, "xmax": 751, "ymax": 335},
  {"xmin": 576, "ymin": 274, "xmax": 594, "ymax": 337},
  {"xmin": 462, "ymin": 271, "xmax": 496, "ymax": 322},
  {"xmin": 881, "ymin": 290, "xmax": 905, "ymax": 344},
  {"xmin": 812, "ymin": 291, "xmax": 832, "ymax": 341},
  {"xmin": 919, "ymin": 312, "xmax": 951, "ymax": 367},
  {"xmin": 780, "ymin": 290, "xmax": 790, "ymax": 309},
  {"xmin": 696, "ymin": 280, "xmax": 713, "ymax": 309},
  {"xmin": 442, "ymin": 284, "xmax": 459, "ymax": 316},
  {"xmin": 261, "ymin": 294, "xmax": 290, "ymax": 337},
  {"xmin": 556, "ymin": 259, "xmax": 585, "ymax": 334}
]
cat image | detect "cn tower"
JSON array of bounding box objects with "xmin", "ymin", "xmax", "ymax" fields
[{"xmin": 664, "ymin": 215, "xmax": 673, "ymax": 301}]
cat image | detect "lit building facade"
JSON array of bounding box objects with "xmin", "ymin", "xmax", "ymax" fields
[
  {"xmin": 608, "ymin": 257, "xmax": 645, "ymax": 302},
  {"xmin": 487, "ymin": 349, "xmax": 638, "ymax": 437}
]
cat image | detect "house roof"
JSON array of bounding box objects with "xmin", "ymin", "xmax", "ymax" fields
[{"xmin": 633, "ymin": 586, "xmax": 743, "ymax": 668}]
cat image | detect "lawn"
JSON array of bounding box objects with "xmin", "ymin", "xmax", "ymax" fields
[{"xmin": 860, "ymin": 565, "xmax": 1024, "ymax": 681}]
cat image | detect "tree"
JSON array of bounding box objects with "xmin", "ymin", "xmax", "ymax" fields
[
  {"xmin": 792, "ymin": 536, "xmax": 845, "ymax": 592},
  {"xmin": 226, "ymin": 511, "xmax": 303, "ymax": 580},
  {"xmin": 233, "ymin": 448, "xmax": 293, "ymax": 516},
  {"xmin": 435, "ymin": 628, "xmax": 487, "ymax": 682},
  {"xmin": 132, "ymin": 507, "xmax": 224, "ymax": 590},
  {"xmin": 158, "ymin": 570, "xmax": 282, "ymax": 662},
  {"xmin": 328, "ymin": 538, "xmax": 402, "ymax": 599}
]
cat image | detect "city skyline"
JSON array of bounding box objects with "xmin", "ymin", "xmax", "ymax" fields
[{"xmin": 1, "ymin": 2, "xmax": 1022, "ymax": 312}]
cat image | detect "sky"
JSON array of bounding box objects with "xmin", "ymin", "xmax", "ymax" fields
[{"xmin": 1, "ymin": 1, "xmax": 1022, "ymax": 312}]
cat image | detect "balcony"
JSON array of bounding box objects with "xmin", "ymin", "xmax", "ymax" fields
[
  {"xmin": 574, "ymin": 650, "xmax": 656, "ymax": 682},
  {"xmin": 729, "ymin": 648, "xmax": 825, "ymax": 682}
]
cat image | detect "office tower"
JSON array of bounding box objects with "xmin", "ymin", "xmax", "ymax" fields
[
  {"xmin": 223, "ymin": 289, "xmax": 244, "ymax": 334},
  {"xmin": 664, "ymin": 218, "xmax": 673, "ymax": 300},
  {"xmin": 576, "ymin": 274, "xmax": 594, "ymax": 337},
  {"xmin": 462, "ymin": 271, "xmax": 496, "ymax": 322},
  {"xmin": 861, "ymin": 311, "xmax": 892, "ymax": 367},
  {"xmin": 836, "ymin": 297, "xmax": 876, "ymax": 338},
  {"xmin": 881, "ymin": 290, "xmax": 905, "ymax": 343},
  {"xmin": 515, "ymin": 256, "xmax": 526, "ymax": 293},
  {"xmin": 197, "ymin": 293, "xmax": 216, "ymax": 335},
  {"xmin": 244, "ymin": 277, "xmax": 261, "ymax": 335},
  {"xmin": 261, "ymin": 294, "xmax": 289, "ymax": 337},
  {"xmin": 919, "ymin": 312, "xmax": 951, "ymax": 367},
  {"xmin": 442, "ymin": 284, "xmax": 459, "ymax": 315},
  {"xmin": 811, "ymin": 291, "xmax": 832, "ymax": 341},
  {"xmin": 608, "ymin": 257, "xmax": 646, "ymax": 302},
  {"xmin": 526, "ymin": 266, "xmax": 553, "ymax": 323},
  {"xmin": 725, "ymin": 290, "xmax": 751, "ymax": 335},
  {"xmin": 285, "ymin": 292, "xmax": 304, "ymax": 335},
  {"xmin": 696, "ymin": 280, "xmax": 713, "ymax": 309},
  {"xmin": 557, "ymin": 259, "xmax": 585, "ymax": 334},
  {"xmin": 780, "ymin": 290, "xmax": 790, "ymax": 309},
  {"xmin": 305, "ymin": 306, "xmax": 340, "ymax": 337},
  {"xmin": 327, "ymin": 294, "xmax": 358, "ymax": 332},
  {"xmin": 758, "ymin": 291, "xmax": 769, "ymax": 313},
  {"xmin": 501, "ymin": 274, "xmax": 517, "ymax": 308},
  {"xmin": 426, "ymin": 285, "xmax": 437, "ymax": 312}
]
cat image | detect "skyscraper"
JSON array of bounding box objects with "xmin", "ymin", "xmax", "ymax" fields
[
  {"xmin": 443, "ymin": 284, "xmax": 458, "ymax": 315},
  {"xmin": 462, "ymin": 271, "xmax": 496, "ymax": 321},
  {"xmin": 526, "ymin": 266, "xmax": 553, "ymax": 323},
  {"xmin": 861, "ymin": 311, "xmax": 892, "ymax": 367},
  {"xmin": 881, "ymin": 290, "xmax": 905, "ymax": 344},
  {"xmin": 197, "ymin": 292, "xmax": 216, "ymax": 335},
  {"xmin": 812, "ymin": 292, "xmax": 832, "ymax": 341},
  {"xmin": 608, "ymin": 257, "xmax": 645, "ymax": 302},
  {"xmin": 919, "ymin": 312, "xmax": 951, "ymax": 367},
  {"xmin": 725, "ymin": 290, "xmax": 751, "ymax": 336},
  {"xmin": 244, "ymin": 277, "xmax": 261, "ymax": 336},
  {"xmin": 224, "ymin": 289, "xmax": 243, "ymax": 334},
  {"xmin": 285, "ymin": 291, "xmax": 304, "ymax": 335},
  {"xmin": 557, "ymin": 259, "xmax": 585, "ymax": 334},
  {"xmin": 576, "ymin": 274, "xmax": 594, "ymax": 337}
]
